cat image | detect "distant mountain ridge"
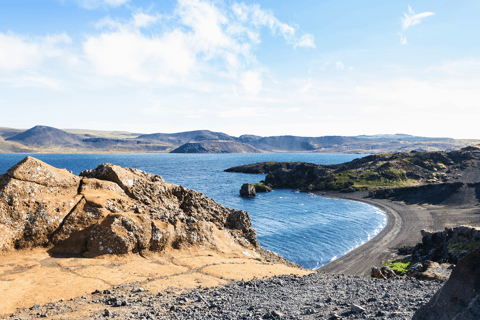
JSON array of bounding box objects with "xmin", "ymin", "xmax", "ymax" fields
[{"xmin": 0, "ymin": 125, "xmax": 477, "ymax": 154}]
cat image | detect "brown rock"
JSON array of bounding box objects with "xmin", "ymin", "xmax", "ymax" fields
[
  {"xmin": 0, "ymin": 157, "xmax": 258, "ymax": 257},
  {"xmin": 413, "ymin": 248, "xmax": 480, "ymax": 320},
  {"xmin": 371, "ymin": 267, "xmax": 386, "ymax": 280}
]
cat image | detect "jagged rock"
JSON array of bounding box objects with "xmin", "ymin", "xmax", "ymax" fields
[
  {"xmin": 0, "ymin": 157, "xmax": 258, "ymax": 256},
  {"xmin": 240, "ymin": 183, "xmax": 256, "ymax": 198},
  {"xmin": 407, "ymin": 261, "xmax": 448, "ymax": 281},
  {"xmin": 370, "ymin": 266, "xmax": 396, "ymax": 279},
  {"xmin": 371, "ymin": 267, "xmax": 386, "ymax": 280},
  {"xmin": 412, "ymin": 248, "xmax": 480, "ymax": 320},
  {"xmin": 411, "ymin": 226, "xmax": 480, "ymax": 264}
]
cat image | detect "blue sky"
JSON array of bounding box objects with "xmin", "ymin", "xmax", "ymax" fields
[{"xmin": 1, "ymin": 0, "xmax": 479, "ymax": 138}]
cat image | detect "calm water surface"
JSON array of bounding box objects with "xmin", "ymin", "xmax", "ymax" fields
[{"xmin": 0, "ymin": 153, "xmax": 386, "ymax": 269}]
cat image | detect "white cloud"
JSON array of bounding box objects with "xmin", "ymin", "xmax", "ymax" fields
[
  {"xmin": 133, "ymin": 12, "xmax": 161, "ymax": 28},
  {"xmin": 79, "ymin": 0, "xmax": 130, "ymax": 9},
  {"xmin": 402, "ymin": 5, "xmax": 435, "ymax": 30},
  {"xmin": 0, "ymin": 32, "xmax": 73, "ymax": 71},
  {"xmin": 83, "ymin": 0, "xmax": 313, "ymax": 90},
  {"xmin": 0, "ymin": 33, "xmax": 41, "ymax": 70},
  {"xmin": 231, "ymin": 2, "xmax": 314, "ymax": 48},
  {"xmin": 240, "ymin": 70, "xmax": 262, "ymax": 96},
  {"xmin": 335, "ymin": 61, "xmax": 344, "ymax": 70},
  {"xmin": 84, "ymin": 29, "xmax": 195, "ymax": 83},
  {"xmin": 398, "ymin": 33, "xmax": 407, "ymax": 45},
  {"xmin": 294, "ymin": 34, "xmax": 315, "ymax": 49}
]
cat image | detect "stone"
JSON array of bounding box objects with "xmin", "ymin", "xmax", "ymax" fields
[
  {"xmin": 350, "ymin": 303, "xmax": 366, "ymax": 314},
  {"xmin": 240, "ymin": 183, "xmax": 256, "ymax": 198},
  {"xmin": 412, "ymin": 248, "xmax": 480, "ymax": 320}
]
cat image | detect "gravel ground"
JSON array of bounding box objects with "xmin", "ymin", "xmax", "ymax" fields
[{"xmin": 8, "ymin": 273, "xmax": 444, "ymax": 320}]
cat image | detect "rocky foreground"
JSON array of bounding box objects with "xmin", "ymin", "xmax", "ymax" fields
[{"xmin": 8, "ymin": 273, "xmax": 443, "ymax": 320}]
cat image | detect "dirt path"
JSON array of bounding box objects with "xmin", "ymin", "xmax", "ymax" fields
[{"xmin": 317, "ymin": 191, "xmax": 480, "ymax": 276}]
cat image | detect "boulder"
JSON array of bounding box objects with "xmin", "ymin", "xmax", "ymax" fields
[
  {"xmin": 371, "ymin": 266, "xmax": 396, "ymax": 279},
  {"xmin": 412, "ymin": 248, "xmax": 480, "ymax": 320},
  {"xmin": 240, "ymin": 183, "xmax": 256, "ymax": 198},
  {"xmin": 0, "ymin": 157, "xmax": 259, "ymax": 256}
]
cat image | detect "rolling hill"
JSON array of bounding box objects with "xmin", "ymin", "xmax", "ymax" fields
[
  {"xmin": 171, "ymin": 140, "xmax": 263, "ymax": 153},
  {"xmin": 0, "ymin": 125, "xmax": 478, "ymax": 154},
  {"xmin": 6, "ymin": 125, "xmax": 84, "ymax": 147}
]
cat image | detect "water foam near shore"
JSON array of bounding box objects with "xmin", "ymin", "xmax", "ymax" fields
[{"xmin": 0, "ymin": 153, "xmax": 386, "ymax": 270}]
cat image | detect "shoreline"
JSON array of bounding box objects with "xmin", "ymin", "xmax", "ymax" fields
[{"xmin": 316, "ymin": 190, "xmax": 480, "ymax": 276}]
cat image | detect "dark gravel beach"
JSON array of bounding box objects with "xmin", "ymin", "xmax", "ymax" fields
[{"xmin": 9, "ymin": 273, "xmax": 444, "ymax": 320}]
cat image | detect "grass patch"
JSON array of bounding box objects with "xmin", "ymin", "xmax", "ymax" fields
[
  {"xmin": 437, "ymin": 162, "xmax": 446, "ymax": 169},
  {"xmin": 317, "ymin": 168, "xmax": 416, "ymax": 190},
  {"xmin": 265, "ymin": 161, "xmax": 276, "ymax": 165},
  {"xmin": 385, "ymin": 258, "xmax": 414, "ymax": 275}
]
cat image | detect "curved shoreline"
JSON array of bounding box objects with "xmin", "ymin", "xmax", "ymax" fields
[{"xmin": 315, "ymin": 191, "xmax": 480, "ymax": 276}]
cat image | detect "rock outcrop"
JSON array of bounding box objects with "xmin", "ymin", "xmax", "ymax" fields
[
  {"xmin": 225, "ymin": 146, "xmax": 480, "ymax": 192},
  {"xmin": 412, "ymin": 248, "xmax": 480, "ymax": 320},
  {"xmin": 0, "ymin": 157, "xmax": 258, "ymax": 257},
  {"xmin": 411, "ymin": 226, "xmax": 480, "ymax": 264},
  {"xmin": 239, "ymin": 183, "xmax": 256, "ymax": 198}
]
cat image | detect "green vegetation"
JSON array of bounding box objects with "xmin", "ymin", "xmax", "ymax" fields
[
  {"xmin": 402, "ymin": 157, "xmax": 413, "ymax": 164},
  {"xmin": 255, "ymin": 258, "xmax": 262, "ymax": 261},
  {"xmin": 254, "ymin": 182, "xmax": 267, "ymax": 188},
  {"xmin": 384, "ymin": 258, "xmax": 414, "ymax": 275},
  {"xmin": 448, "ymin": 238, "xmax": 480, "ymax": 254},
  {"xmin": 316, "ymin": 168, "xmax": 416, "ymax": 190},
  {"xmin": 265, "ymin": 161, "xmax": 276, "ymax": 165},
  {"xmin": 437, "ymin": 162, "xmax": 446, "ymax": 169}
]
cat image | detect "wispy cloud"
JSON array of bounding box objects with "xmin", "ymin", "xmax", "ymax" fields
[
  {"xmin": 79, "ymin": 0, "xmax": 130, "ymax": 9},
  {"xmin": 401, "ymin": 5, "xmax": 435, "ymax": 30},
  {"xmin": 294, "ymin": 34, "xmax": 315, "ymax": 49},
  {"xmin": 335, "ymin": 61, "xmax": 344, "ymax": 70},
  {"xmin": 398, "ymin": 33, "xmax": 407, "ymax": 45}
]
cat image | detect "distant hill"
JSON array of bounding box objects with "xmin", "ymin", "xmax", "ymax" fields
[
  {"xmin": 247, "ymin": 135, "xmax": 359, "ymax": 152},
  {"xmin": 355, "ymin": 134, "xmax": 452, "ymax": 141},
  {"xmin": 64, "ymin": 129, "xmax": 140, "ymax": 140},
  {"xmin": 171, "ymin": 141, "xmax": 263, "ymax": 153},
  {"xmin": 137, "ymin": 130, "xmax": 236, "ymax": 145},
  {"xmin": 0, "ymin": 127, "xmax": 25, "ymax": 140},
  {"xmin": 0, "ymin": 125, "xmax": 478, "ymax": 154},
  {"xmin": 6, "ymin": 126, "xmax": 84, "ymax": 147}
]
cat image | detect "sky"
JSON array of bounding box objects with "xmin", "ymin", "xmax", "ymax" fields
[{"xmin": 0, "ymin": 0, "xmax": 479, "ymax": 138}]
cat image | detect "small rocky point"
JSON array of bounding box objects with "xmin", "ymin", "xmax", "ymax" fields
[{"xmin": 0, "ymin": 156, "xmax": 258, "ymax": 256}]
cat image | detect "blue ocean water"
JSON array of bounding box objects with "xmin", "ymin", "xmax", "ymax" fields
[{"xmin": 0, "ymin": 153, "xmax": 386, "ymax": 269}]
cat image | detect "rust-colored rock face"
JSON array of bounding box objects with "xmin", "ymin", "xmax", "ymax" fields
[{"xmin": 0, "ymin": 157, "xmax": 257, "ymax": 256}]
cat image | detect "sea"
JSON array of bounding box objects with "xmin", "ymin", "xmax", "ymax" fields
[{"xmin": 0, "ymin": 153, "xmax": 386, "ymax": 270}]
